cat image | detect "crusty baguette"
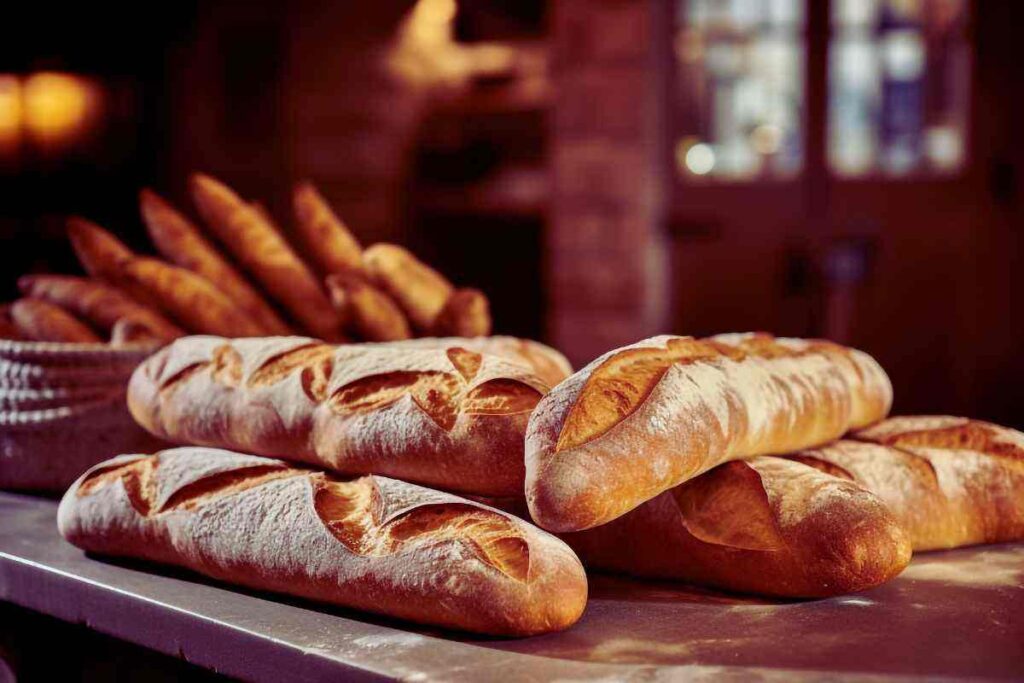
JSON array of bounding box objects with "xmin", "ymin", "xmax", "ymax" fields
[
  {"xmin": 526, "ymin": 333, "xmax": 892, "ymax": 532},
  {"xmin": 785, "ymin": 416, "xmax": 1024, "ymax": 551},
  {"xmin": 560, "ymin": 456, "xmax": 910, "ymax": 597},
  {"xmin": 189, "ymin": 173, "xmax": 343, "ymax": 340},
  {"xmin": 18, "ymin": 274, "xmax": 182, "ymax": 342},
  {"xmin": 363, "ymin": 244, "xmax": 454, "ymax": 330},
  {"xmin": 325, "ymin": 273, "xmax": 411, "ymax": 342},
  {"xmin": 293, "ymin": 182, "xmax": 364, "ymax": 276},
  {"xmin": 10, "ymin": 299, "xmax": 102, "ymax": 343},
  {"xmin": 0, "ymin": 304, "xmax": 25, "ymax": 340},
  {"xmin": 380, "ymin": 336, "xmax": 573, "ymax": 389},
  {"xmin": 110, "ymin": 318, "xmax": 165, "ymax": 348},
  {"xmin": 431, "ymin": 288, "xmax": 492, "ymax": 337},
  {"xmin": 58, "ymin": 447, "xmax": 587, "ymax": 636},
  {"xmin": 66, "ymin": 216, "xmax": 135, "ymax": 281},
  {"xmin": 66, "ymin": 217, "xmax": 165, "ymax": 311},
  {"xmin": 140, "ymin": 189, "xmax": 291, "ymax": 335},
  {"xmin": 119, "ymin": 258, "xmax": 264, "ymax": 337},
  {"xmin": 127, "ymin": 336, "xmax": 548, "ymax": 496}
]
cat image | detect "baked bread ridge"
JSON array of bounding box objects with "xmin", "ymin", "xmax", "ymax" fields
[
  {"xmin": 525, "ymin": 333, "xmax": 892, "ymax": 532},
  {"xmin": 377, "ymin": 336, "xmax": 573, "ymax": 389},
  {"xmin": 558, "ymin": 456, "xmax": 910, "ymax": 598},
  {"xmin": 127, "ymin": 336, "xmax": 549, "ymax": 496},
  {"xmin": 57, "ymin": 447, "xmax": 588, "ymax": 636},
  {"xmin": 788, "ymin": 416, "xmax": 1024, "ymax": 550}
]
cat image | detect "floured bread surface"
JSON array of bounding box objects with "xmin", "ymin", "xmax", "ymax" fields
[
  {"xmin": 526, "ymin": 333, "xmax": 892, "ymax": 532},
  {"xmin": 788, "ymin": 416, "xmax": 1024, "ymax": 550},
  {"xmin": 128, "ymin": 336, "xmax": 547, "ymax": 496},
  {"xmin": 374, "ymin": 336, "xmax": 574, "ymax": 390},
  {"xmin": 59, "ymin": 447, "xmax": 588, "ymax": 636},
  {"xmin": 562, "ymin": 456, "xmax": 910, "ymax": 598}
]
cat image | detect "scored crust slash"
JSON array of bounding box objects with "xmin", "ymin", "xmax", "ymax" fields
[{"xmin": 58, "ymin": 447, "xmax": 588, "ymax": 636}]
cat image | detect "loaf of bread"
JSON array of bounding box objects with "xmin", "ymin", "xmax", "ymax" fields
[
  {"xmin": 292, "ymin": 182, "xmax": 364, "ymax": 276},
  {"xmin": 786, "ymin": 416, "xmax": 1024, "ymax": 550},
  {"xmin": 431, "ymin": 288, "xmax": 492, "ymax": 338},
  {"xmin": 363, "ymin": 244, "xmax": 453, "ymax": 331},
  {"xmin": 127, "ymin": 336, "xmax": 548, "ymax": 496},
  {"xmin": 110, "ymin": 318, "xmax": 165, "ymax": 348},
  {"xmin": 18, "ymin": 275, "xmax": 183, "ymax": 342},
  {"xmin": 0, "ymin": 304, "xmax": 23, "ymax": 340},
  {"xmin": 560, "ymin": 456, "xmax": 910, "ymax": 597},
  {"xmin": 120, "ymin": 258, "xmax": 265, "ymax": 338},
  {"xmin": 189, "ymin": 174, "xmax": 343, "ymax": 340},
  {"xmin": 10, "ymin": 299, "xmax": 102, "ymax": 343},
  {"xmin": 383, "ymin": 336, "xmax": 573, "ymax": 389},
  {"xmin": 140, "ymin": 189, "xmax": 291, "ymax": 335},
  {"xmin": 58, "ymin": 447, "xmax": 588, "ymax": 636},
  {"xmin": 325, "ymin": 273, "xmax": 411, "ymax": 342},
  {"xmin": 526, "ymin": 333, "xmax": 892, "ymax": 532},
  {"xmin": 66, "ymin": 217, "xmax": 135, "ymax": 282}
]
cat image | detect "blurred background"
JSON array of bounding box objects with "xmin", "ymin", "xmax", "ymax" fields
[{"xmin": 0, "ymin": 0, "xmax": 1020, "ymax": 426}]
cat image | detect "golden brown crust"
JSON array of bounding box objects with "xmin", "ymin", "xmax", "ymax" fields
[
  {"xmin": 292, "ymin": 182, "xmax": 364, "ymax": 276},
  {"xmin": 58, "ymin": 448, "xmax": 587, "ymax": 636},
  {"xmin": 787, "ymin": 416, "xmax": 1024, "ymax": 550},
  {"xmin": 526, "ymin": 333, "xmax": 893, "ymax": 532},
  {"xmin": 562, "ymin": 457, "xmax": 910, "ymax": 598},
  {"xmin": 189, "ymin": 173, "xmax": 343, "ymax": 340},
  {"xmin": 127, "ymin": 336, "xmax": 548, "ymax": 496},
  {"xmin": 10, "ymin": 298, "xmax": 102, "ymax": 343},
  {"xmin": 18, "ymin": 274, "xmax": 183, "ymax": 342},
  {"xmin": 363, "ymin": 244, "xmax": 454, "ymax": 330},
  {"xmin": 66, "ymin": 217, "xmax": 164, "ymax": 311},
  {"xmin": 0, "ymin": 304, "xmax": 26, "ymax": 340},
  {"xmin": 326, "ymin": 273, "xmax": 412, "ymax": 342},
  {"xmin": 140, "ymin": 189, "xmax": 291, "ymax": 335},
  {"xmin": 119, "ymin": 258, "xmax": 264, "ymax": 337},
  {"xmin": 66, "ymin": 216, "xmax": 135, "ymax": 281},
  {"xmin": 109, "ymin": 318, "xmax": 165, "ymax": 348},
  {"xmin": 431, "ymin": 288, "xmax": 492, "ymax": 337},
  {"xmin": 381, "ymin": 336, "xmax": 573, "ymax": 389}
]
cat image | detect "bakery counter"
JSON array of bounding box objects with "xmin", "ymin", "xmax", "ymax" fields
[{"xmin": 1, "ymin": 491, "xmax": 1021, "ymax": 681}]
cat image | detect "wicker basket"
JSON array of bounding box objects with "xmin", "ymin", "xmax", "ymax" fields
[{"xmin": 0, "ymin": 340, "xmax": 166, "ymax": 492}]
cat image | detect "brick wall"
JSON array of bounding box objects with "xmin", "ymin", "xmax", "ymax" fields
[{"xmin": 548, "ymin": 0, "xmax": 670, "ymax": 366}]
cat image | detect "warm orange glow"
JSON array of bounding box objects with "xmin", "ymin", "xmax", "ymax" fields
[
  {"xmin": 0, "ymin": 75, "xmax": 21, "ymax": 145},
  {"xmin": 23, "ymin": 72, "xmax": 101, "ymax": 144}
]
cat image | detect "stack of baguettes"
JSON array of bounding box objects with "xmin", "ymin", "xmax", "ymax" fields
[
  {"xmin": 56, "ymin": 329, "xmax": 1024, "ymax": 636},
  {"xmin": 3, "ymin": 173, "xmax": 491, "ymax": 347}
]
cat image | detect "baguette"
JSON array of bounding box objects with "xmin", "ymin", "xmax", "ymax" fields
[
  {"xmin": 189, "ymin": 173, "xmax": 343, "ymax": 340},
  {"xmin": 526, "ymin": 333, "xmax": 892, "ymax": 532},
  {"xmin": 58, "ymin": 447, "xmax": 588, "ymax": 636},
  {"xmin": 363, "ymin": 244, "xmax": 453, "ymax": 330},
  {"xmin": 561, "ymin": 456, "xmax": 910, "ymax": 597},
  {"xmin": 325, "ymin": 273, "xmax": 411, "ymax": 342},
  {"xmin": 431, "ymin": 288, "xmax": 492, "ymax": 338},
  {"xmin": 786, "ymin": 416, "xmax": 1024, "ymax": 550},
  {"xmin": 127, "ymin": 336, "xmax": 548, "ymax": 496},
  {"xmin": 293, "ymin": 182, "xmax": 364, "ymax": 276},
  {"xmin": 380, "ymin": 336, "xmax": 572, "ymax": 389},
  {"xmin": 18, "ymin": 275, "xmax": 183, "ymax": 342},
  {"xmin": 66, "ymin": 216, "xmax": 135, "ymax": 281},
  {"xmin": 110, "ymin": 318, "xmax": 165, "ymax": 348},
  {"xmin": 10, "ymin": 299, "xmax": 102, "ymax": 343},
  {"xmin": 140, "ymin": 189, "xmax": 291, "ymax": 335},
  {"xmin": 66, "ymin": 217, "xmax": 166, "ymax": 311},
  {"xmin": 119, "ymin": 258, "xmax": 264, "ymax": 337},
  {"xmin": 0, "ymin": 304, "xmax": 24, "ymax": 340}
]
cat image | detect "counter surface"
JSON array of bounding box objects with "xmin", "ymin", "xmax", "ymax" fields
[{"xmin": 1, "ymin": 492, "xmax": 1021, "ymax": 681}]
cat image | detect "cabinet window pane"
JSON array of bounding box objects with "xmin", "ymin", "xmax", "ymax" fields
[
  {"xmin": 828, "ymin": 0, "xmax": 969, "ymax": 177},
  {"xmin": 674, "ymin": 0, "xmax": 805, "ymax": 180}
]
